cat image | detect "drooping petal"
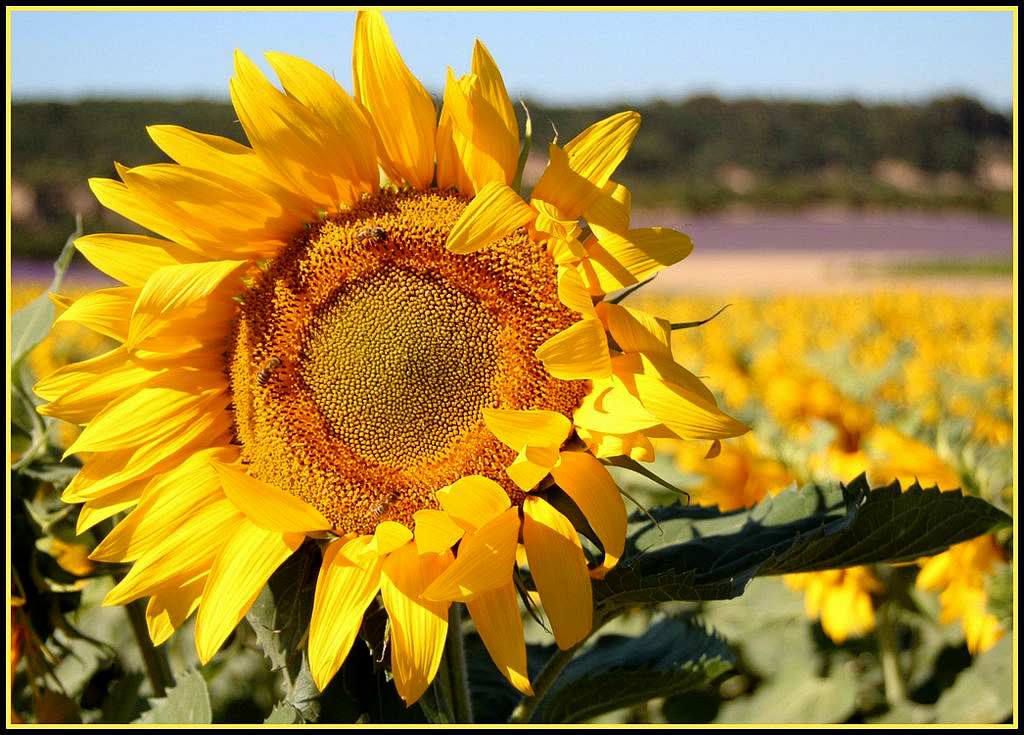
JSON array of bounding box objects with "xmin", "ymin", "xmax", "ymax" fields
[
  {"xmin": 422, "ymin": 508, "xmax": 520, "ymax": 602},
  {"xmin": 522, "ymin": 497, "xmax": 593, "ymax": 649},
  {"xmin": 466, "ymin": 583, "xmax": 533, "ymax": 695},
  {"xmin": 584, "ymin": 225, "xmax": 694, "ymax": 293},
  {"xmin": 550, "ymin": 452, "xmax": 626, "ymax": 578},
  {"xmin": 352, "ymin": 10, "xmax": 436, "ymax": 188},
  {"xmin": 536, "ymin": 318, "xmax": 612, "ymax": 380},
  {"xmin": 145, "ymin": 572, "xmax": 207, "ymax": 645},
  {"xmin": 446, "ymin": 181, "xmax": 536, "ymax": 254},
  {"xmin": 380, "ymin": 543, "xmax": 453, "ymax": 704},
  {"xmin": 195, "ymin": 522, "xmax": 304, "ymax": 663},
  {"xmin": 482, "ymin": 408, "xmax": 572, "ymax": 452},
  {"xmin": 597, "ymin": 302, "xmax": 672, "ymax": 357},
  {"xmin": 413, "ymin": 510, "xmax": 465, "ymax": 555},
  {"xmin": 632, "ymin": 373, "xmax": 749, "ymax": 440},
  {"xmin": 213, "ymin": 460, "xmax": 331, "ymax": 533},
  {"xmin": 308, "ymin": 537, "xmax": 384, "ymax": 691},
  {"xmin": 435, "ymin": 475, "xmax": 511, "ymax": 531}
]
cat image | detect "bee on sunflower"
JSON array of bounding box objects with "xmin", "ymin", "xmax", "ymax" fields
[{"xmin": 34, "ymin": 10, "xmax": 748, "ymax": 704}]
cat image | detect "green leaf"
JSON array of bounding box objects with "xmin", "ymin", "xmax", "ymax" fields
[
  {"xmin": 11, "ymin": 219, "xmax": 81, "ymax": 371},
  {"xmin": 246, "ymin": 541, "xmax": 319, "ymax": 673},
  {"xmin": 716, "ymin": 658, "xmax": 859, "ymax": 724},
  {"xmin": 99, "ymin": 672, "xmax": 146, "ymax": 724},
  {"xmin": 934, "ymin": 636, "xmax": 1012, "ymax": 724},
  {"xmin": 594, "ymin": 476, "xmax": 1011, "ymax": 614},
  {"xmin": 986, "ymin": 563, "xmax": 1012, "ymax": 630},
  {"xmin": 136, "ymin": 670, "xmax": 212, "ymax": 724},
  {"xmin": 264, "ymin": 702, "xmax": 303, "ymax": 724},
  {"xmin": 534, "ymin": 617, "xmax": 734, "ymax": 724}
]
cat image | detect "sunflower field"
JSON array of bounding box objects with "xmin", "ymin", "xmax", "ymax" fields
[
  {"xmin": 8, "ymin": 9, "xmax": 1015, "ymax": 727},
  {"xmin": 11, "ymin": 271, "xmax": 1014, "ymax": 724}
]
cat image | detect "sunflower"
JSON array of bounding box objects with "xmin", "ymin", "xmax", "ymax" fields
[{"xmin": 34, "ymin": 10, "xmax": 747, "ymax": 704}]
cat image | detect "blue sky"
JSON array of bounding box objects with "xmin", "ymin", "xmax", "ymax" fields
[{"xmin": 9, "ymin": 9, "xmax": 1015, "ymax": 108}]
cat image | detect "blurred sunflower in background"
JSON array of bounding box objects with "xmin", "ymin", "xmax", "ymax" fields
[{"xmin": 34, "ymin": 10, "xmax": 748, "ymax": 704}]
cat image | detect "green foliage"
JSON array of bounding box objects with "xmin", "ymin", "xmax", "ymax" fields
[
  {"xmin": 534, "ymin": 617, "xmax": 734, "ymax": 724},
  {"xmin": 10, "ymin": 95, "xmax": 1012, "ymax": 258},
  {"xmin": 594, "ymin": 476, "xmax": 1010, "ymax": 614},
  {"xmin": 933, "ymin": 637, "xmax": 1012, "ymax": 724},
  {"xmin": 135, "ymin": 670, "xmax": 212, "ymax": 725}
]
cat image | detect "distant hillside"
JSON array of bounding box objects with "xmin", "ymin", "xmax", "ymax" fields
[{"xmin": 11, "ymin": 95, "xmax": 1012, "ymax": 259}]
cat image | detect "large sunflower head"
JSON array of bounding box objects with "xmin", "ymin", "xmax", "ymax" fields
[{"xmin": 36, "ymin": 10, "xmax": 748, "ymax": 704}]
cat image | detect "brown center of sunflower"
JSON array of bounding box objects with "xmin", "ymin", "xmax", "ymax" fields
[{"xmin": 227, "ymin": 189, "xmax": 587, "ymax": 534}]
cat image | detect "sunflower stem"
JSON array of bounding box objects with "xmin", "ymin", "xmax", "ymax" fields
[
  {"xmin": 124, "ymin": 598, "xmax": 172, "ymax": 698},
  {"xmin": 877, "ymin": 602, "xmax": 908, "ymax": 706},
  {"xmin": 445, "ymin": 603, "xmax": 474, "ymax": 723},
  {"xmin": 507, "ymin": 640, "xmax": 582, "ymax": 724}
]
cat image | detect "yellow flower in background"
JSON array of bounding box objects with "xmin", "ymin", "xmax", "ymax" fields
[
  {"xmin": 864, "ymin": 426, "xmax": 961, "ymax": 490},
  {"xmin": 785, "ymin": 567, "xmax": 882, "ymax": 644},
  {"xmin": 676, "ymin": 433, "xmax": 793, "ymax": 511},
  {"xmin": 917, "ymin": 535, "xmax": 1007, "ymax": 654},
  {"xmin": 34, "ymin": 11, "xmax": 747, "ymax": 704}
]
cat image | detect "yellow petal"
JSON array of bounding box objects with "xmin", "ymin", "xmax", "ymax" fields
[
  {"xmin": 309, "ymin": 537, "xmax": 384, "ymax": 691},
  {"xmin": 482, "ymin": 408, "xmax": 572, "ymax": 452},
  {"xmin": 76, "ymin": 486, "xmax": 142, "ymax": 534},
  {"xmin": 440, "ymin": 41, "xmax": 519, "ymax": 193},
  {"xmin": 446, "ymin": 181, "xmax": 536, "ymax": 254},
  {"xmin": 380, "ymin": 543, "xmax": 452, "ymax": 704},
  {"xmin": 265, "ymin": 51, "xmax": 380, "ymax": 197},
  {"xmin": 195, "ymin": 522, "xmax": 304, "ymax": 664},
  {"xmin": 436, "ymin": 475, "xmax": 511, "ymax": 531},
  {"xmin": 506, "ymin": 445, "xmax": 561, "ymax": 491},
  {"xmin": 67, "ymin": 411, "xmax": 234, "ymax": 519},
  {"xmin": 522, "ymin": 497, "xmax": 593, "ymax": 649},
  {"xmin": 633, "ymin": 374, "xmax": 749, "ymax": 440},
  {"xmin": 557, "ymin": 264, "xmax": 597, "ymax": 317},
  {"xmin": 127, "ymin": 260, "xmax": 245, "ymax": 349},
  {"xmin": 352, "ymin": 10, "xmax": 436, "ymax": 189},
  {"xmin": 584, "ymin": 181, "xmax": 631, "ymax": 234},
  {"xmin": 90, "ymin": 447, "xmax": 232, "ymax": 562},
  {"xmin": 104, "ymin": 499, "xmax": 246, "ymax": 606},
  {"xmin": 536, "ymin": 318, "xmax": 612, "ymax": 380},
  {"xmin": 422, "ymin": 508, "xmax": 520, "ymax": 602},
  {"xmin": 213, "ymin": 461, "xmax": 331, "ymax": 533},
  {"xmin": 573, "ymin": 378, "xmax": 662, "ymax": 435},
  {"xmin": 530, "ymin": 144, "xmax": 601, "ymax": 221},
  {"xmin": 359, "ymin": 521, "xmax": 414, "ymax": 558},
  {"xmin": 63, "ymin": 379, "xmax": 227, "ymax": 458},
  {"xmin": 467, "ymin": 583, "xmax": 533, "ymax": 695},
  {"xmin": 598, "ymin": 302, "xmax": 672, "ymax": 357},
  {"xmin": 146, "ymin": 124, "xmax": 310, "ymax": 220},
  {"xmin": 89, "ymin": 176, "xmax": 192, "ymax": 247},
  {"xmin": 585, "ymin": 225, "xmax": 694, "ymax": 293},
  {"xmin": 413, "ymin": 510, "xmax": 465, "ymax": 555},
  {"xmin": 471, "ymin": 39, "xmax": 519, "ymax": 165},
  {"xmin": 576, "ymin": 426, "xmax": 656, "ymax": 463},
  {"xmin": 74, "ymin": 233, "xmax": 203, "ymax": 287},
  {"xmin": 145, "ymin": 572, "xmax": 206, "ymax": 645},
  {"xmin": 119, "ymin": 163, "xmax": 289, "ymax": 258},
  {"xmin": 563, "ymin": 111, "xmax": 640, "ymax": 187},
  {"xmin": 36, "ymin": 348, "xmax": 163, "ymax": 425},
  {"xmin": 551, "ymin": 452, "xmax": 626, "ymax": 578},
  {"xmin": 230, "ymin": 51, "xmax": 353, "ymax": 209},
  {"xmin": 54, "ymin": 287, "xmax": 137, "ymax": 341}
]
